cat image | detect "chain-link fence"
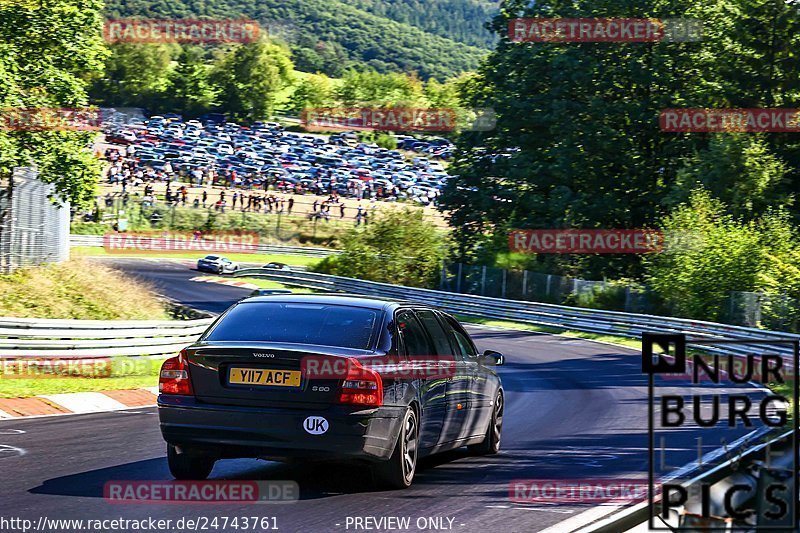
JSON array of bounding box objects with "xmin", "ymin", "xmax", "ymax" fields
[
  {"xmin": 441, "ymin": 263, "xmax": 800, "ymax": 330},
  {"xmin": 728, "ymin": 290, "xmax": 800, "ymax": 331},
  {"xmin": 441, "ymin": 264, "xmax": 589, "ymax": 304},
  {"xmin": 0, "ymin": 167, "xmax": 70, "ymax": 274}
]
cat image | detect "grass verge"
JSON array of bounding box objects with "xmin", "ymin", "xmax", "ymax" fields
[
  {"xmin": 0, "ymin": 358, "xmax": 161, "ymax": 398},
  {"xmin": 457, "ymin": 315, "xmax": 641, "ymax": 350},
  {"xmin": 232, "ymin": 277, "xmax": 315, "ymax": 293},
  {"xmin": 767, "ymin": 381, "xmax": 796, "ymax": 421},
  {"xmin": 0, "ymin": 259, "xmax": 170, "ymax": 320}
]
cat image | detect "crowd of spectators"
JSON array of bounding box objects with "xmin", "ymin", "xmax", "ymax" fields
[{"xmin": 101, "ymin": 146, "xmax": 379, "ymax": 225}]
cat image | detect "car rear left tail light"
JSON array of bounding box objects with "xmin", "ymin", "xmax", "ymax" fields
[
  {"xmin": 337, "ymin": 358, "xmax": 383, "ymax": 407},
  {"xmin": 159, "ymin": 349, "xmax": 193, "ymax": 395}
]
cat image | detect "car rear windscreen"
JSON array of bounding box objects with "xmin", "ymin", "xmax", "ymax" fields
[{"xmin": 203, "ymin": 302, "xmax": 380, "ymax": 350}]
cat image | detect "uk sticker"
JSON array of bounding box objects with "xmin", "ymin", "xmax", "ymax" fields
[{"xmin": 303, "ymin": 416, "xmax": 329, "ymax": 435}]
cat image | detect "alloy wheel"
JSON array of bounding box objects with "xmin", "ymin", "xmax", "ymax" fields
[{"xmin": 402, "ymin": 412, "xmax": 418, "ymax": 483}]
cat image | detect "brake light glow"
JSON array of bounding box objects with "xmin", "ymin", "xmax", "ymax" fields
[
  {"xmin": 159, "ymin": 349, "xmax": 193, "ymax": 395},
  {"xmin": 337, "ymin": 358, "xmax": 383, "ymax": 407}
]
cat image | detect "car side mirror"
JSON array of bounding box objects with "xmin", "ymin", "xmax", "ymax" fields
[{"xmin": 480, "ymin": 350, "xmax": 504, "ymax": 366}]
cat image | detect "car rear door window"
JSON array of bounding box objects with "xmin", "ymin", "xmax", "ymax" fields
[
  {"xmin": 416, "ymin": 310, "xmax": 455, "ymax": 356},
  {"xmin": 396, "ymin": 310, "xmax": 433, "ymax": 356}
]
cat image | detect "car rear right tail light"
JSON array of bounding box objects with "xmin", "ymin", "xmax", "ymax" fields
[
  {"xmin": 337, "ymin": 358, "xmax": 383, "ymax": 407},
  {"xmin": 159, "ymin": 349, "xmax": 193, "ymax": 395}
]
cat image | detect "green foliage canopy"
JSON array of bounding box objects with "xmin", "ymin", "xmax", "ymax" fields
[
  {"xmin": 0, "ymin": 0, "xmax": 108, "ymax": 206},
  {"xmin": 313, "ymin": 209, "xmax": 449, "ymax": 288}
]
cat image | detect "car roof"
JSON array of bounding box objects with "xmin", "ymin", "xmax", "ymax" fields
[{"xmin": 239, "ymin": 293, "xmax": 437, "ymax": 312}]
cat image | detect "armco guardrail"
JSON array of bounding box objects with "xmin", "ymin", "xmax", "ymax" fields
[
  {"xmin": 576, "ymin": 428, "xmax": 795, "ymax": 533},
  {"xmin": 234, "ymin": 268, "xmax": 799, "ymax": 531},
  {"xmin": 69, "ymin": 234, "xmax": 338, "ymax": 258},
  {"xmin": 0, "ymin": 316, "xmax": 215, "ymax": 358},
  {"xmin": 233, "ymin": 268, "xmax": 800, "ymax": 360}
]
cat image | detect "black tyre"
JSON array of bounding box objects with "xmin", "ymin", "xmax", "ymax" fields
[
  {"xmin": 167, "ymin": 444, "xmax": 215, "ymax": 480},
  {"xmin": 468, "ymin": 391, "xmax": 503, "ymax": 455},
  {"xmin": 374, "ymin": 408, "xmax": 418, "ymax": 489}
]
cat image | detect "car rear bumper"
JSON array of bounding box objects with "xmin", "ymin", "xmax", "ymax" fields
[{"xmin": 158, "ymin": 395, "xmax": 405, "ymax": 461}]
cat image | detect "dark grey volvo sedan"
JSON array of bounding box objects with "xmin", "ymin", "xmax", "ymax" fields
[{"xmin": 158, "ymin": 294, "xmax": 504, "ymax": 489}]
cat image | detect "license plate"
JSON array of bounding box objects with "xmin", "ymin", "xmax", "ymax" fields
[{"xmin": 229, "ymin": 367, "xmax": 301, "ymax": 387}]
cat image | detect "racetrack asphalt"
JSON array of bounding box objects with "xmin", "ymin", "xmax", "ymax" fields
[{"xmin": 0, "ymin": 258, "xmax": 773, "ymax": 532}]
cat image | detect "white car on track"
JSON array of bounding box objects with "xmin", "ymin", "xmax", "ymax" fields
[{"xmin": 196, "ymin": 255, "xmax": 240, "ymax": 274}]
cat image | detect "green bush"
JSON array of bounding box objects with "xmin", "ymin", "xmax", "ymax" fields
[
  {"xmin": 310, "ymin": 208, "xmax": 448, "ymax": 288},
  {"xmin": 644, "ymin": 190, "xmax": 800, "ymax": 326},
  {"xmin": 357, "ymin": 131, "xmax": 398, "ymax": 150},
  {"xmin": 566, "ymin": 281, "xmax": 632, "ymax": 312},
  {"xmin": 70, "ymin": 222, "xmax": 107, "ymax": 235}
]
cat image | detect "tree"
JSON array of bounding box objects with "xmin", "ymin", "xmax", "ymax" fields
[
  {"xmin": 643, "ymin": 190, "xmax": 799, "ymax": 323},
  {"xmin": 313, "ymin": 208, "xmax": 449, "ymax": 288},
  {"xmin": 168, "ymin": 46, "xmax": 218, "ymax": 118},
  {"xmin": 90, "ymin": 44, "xmax": 176, "ymax": 110},
  {"xmin": 212, "ymin": 40, "xmax": 294, "ymax": 121},
  {"xmin": 667, "ymin": 134, "xmax": 790, "ymax": 218},
  {"xmin": 288, "ymin": 74, "xmax": 333, "ymax": 113},
  {"xmin": 439, "ymin": 0, "xmax": 800, "ymax": 279},
  {"xmin": 0, "ymin": 0, "xmax": 108, "ymax": 207},
  {"xmin": 336, "ymin": 69, "xmax": 425, "ymax": 107}
]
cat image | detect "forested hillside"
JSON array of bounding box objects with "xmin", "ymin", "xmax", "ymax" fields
[
  {"xmin": 104, "ymin": 0, "xmax": 494, "ymax": 79},
  {"xmin": 349, "ymin": 0, "xmax": 498, "ymax": 48}
]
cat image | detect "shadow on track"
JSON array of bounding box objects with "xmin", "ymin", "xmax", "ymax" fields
[{"xmin": 28, "ymin": 449, "xmax": 516, "ymax": 501}]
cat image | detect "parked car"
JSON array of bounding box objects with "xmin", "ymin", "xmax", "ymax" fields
[
  {"xmin": 105, "ymin": 114, "xmax": 456, "ymax": 207},
  {"xmin": 107, "ymin": 130, "xmax": 137, "ymax": 144},
  {"xmin": 196, "ymin": 255, "xmax": 239, "ymax": 274},
  {"xmin": 158, "ymin": 294, "xmax": 505, "ymax": 488}
]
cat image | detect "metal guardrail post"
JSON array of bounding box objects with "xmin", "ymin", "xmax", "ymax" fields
[{"xmin": 522, "ymin": 270, "xmax": 528, "ymax": 297}]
